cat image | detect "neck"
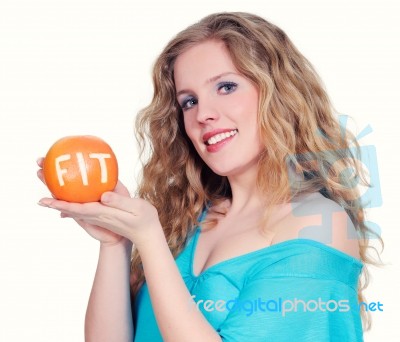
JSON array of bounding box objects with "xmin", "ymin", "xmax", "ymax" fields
[{"xmin": 225, "ymin": 165, "xmax": 264, "ymax": 216}]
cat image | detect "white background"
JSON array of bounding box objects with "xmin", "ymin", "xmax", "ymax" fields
[{"xmin": 0, "ymin": 0, "xmax": 398, "ymax": 340}]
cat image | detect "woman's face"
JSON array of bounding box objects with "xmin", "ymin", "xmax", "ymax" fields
[{"xmin": 174, "ymin": 39, "xmax": 264, "ymax": 177}]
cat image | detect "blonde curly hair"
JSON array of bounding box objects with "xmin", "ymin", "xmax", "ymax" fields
[{"xmin": 131, "ymin": 11, "xmax": 382, "ymax": 330}]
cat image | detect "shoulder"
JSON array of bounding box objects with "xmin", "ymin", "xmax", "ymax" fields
[{"xmin": 271, "ymin": 192, "xmax": 361, "ymax": 260}]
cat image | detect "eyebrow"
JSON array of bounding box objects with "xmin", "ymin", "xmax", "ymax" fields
[{"xmin": 176, "ymin": 72, "xmax": 238, "ymax": 97}]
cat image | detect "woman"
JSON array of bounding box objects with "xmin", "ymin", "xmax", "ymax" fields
[{"xmin": 38, "ymin": 12, "xmax": 378, "ymax": 341}]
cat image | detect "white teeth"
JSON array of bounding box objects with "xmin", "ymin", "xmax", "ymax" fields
[{"xmin": 207, "ymin": 129, "xmax": 238, "ymax": 145}]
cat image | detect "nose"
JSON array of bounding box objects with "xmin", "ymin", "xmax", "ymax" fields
[{"xmin": 196, "ymin": 97, "xmax": 219, "ymax": 124}]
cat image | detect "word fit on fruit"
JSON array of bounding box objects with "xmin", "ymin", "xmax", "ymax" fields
[
  {"xmin": 55, "ymin": 152, "xmax": 111, "ymax": 186},
  {"xmin": 43, "ymin": 135, "xmax": 119, "ymax": 203}
]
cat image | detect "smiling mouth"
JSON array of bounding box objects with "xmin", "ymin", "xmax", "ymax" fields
[{"xmin": 205, "ymin": 129, "xmax": 238, "ymax": 146}]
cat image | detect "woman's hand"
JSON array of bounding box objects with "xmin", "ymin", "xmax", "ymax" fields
[{"xmin": 37, "ymin": 157, "xmax": 141, "ymax": 247}]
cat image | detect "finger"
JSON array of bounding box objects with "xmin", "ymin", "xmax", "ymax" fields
[
  {"xmin": 37, "ymin": 169, "xmax": 45, "ymax": 184},
  {"xmin": 38, "ymin": 196, "xmax": 142, "ymax": 242},
  {"xmin": 38, "ymin": 197, "xmax": 82, "ymax": 210},
  {"xmin": 101, "ymin": 191, "xmax": 145, "ymax": 214},
  {"xmin": 38, "ymin": 199, "xmax": 104, "ymax": 223},
  {"xmin": 38, "ymin": 198, "xmax": 116, "ymax": 221},
  {"xmin": 60, "ymin": 212, "xmax": 71, "ymax": 218},
  {"xmin": 41, "ymin": 198, "xmax": 135, "ymax": 235},
  {"xmin": 37, "ymin": 157, "xmax": 47, "ymax": 185},
  {"xmin": 114, "ymin": 180, "xmax": 130, "ymax": 197}
]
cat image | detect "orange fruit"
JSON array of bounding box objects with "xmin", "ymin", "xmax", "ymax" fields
[{"xmin": 43, "ymin": 135, "xmax": 118, "ymax": 203}]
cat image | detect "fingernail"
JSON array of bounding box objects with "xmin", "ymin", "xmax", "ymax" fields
[
  {"xmin": 38, "ymin": 199, "xmax": 55, "ymax": 208},
  {"xmin": 101, "ymin": 192, "xmax": 111, "ymax": 203}
]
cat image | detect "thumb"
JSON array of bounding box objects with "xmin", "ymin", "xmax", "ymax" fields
[
  {"xmin": 100, "ymin": 191, "xmax": 143, "ymax": 214},
  {"xmin": 113, "ymin": 180, "xmax": 130, "ymax": 197}
]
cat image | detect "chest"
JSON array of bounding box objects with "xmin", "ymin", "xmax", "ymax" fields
[
  {"xmin": 192, "ymin": 201, "xmax": 312, "ymax": 276},
  {"xmin": 192, "ymin": 216, "xmax": 274, "ymax": 276}
]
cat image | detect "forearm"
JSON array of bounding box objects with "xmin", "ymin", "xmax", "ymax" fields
[
  {"xmin": 85, "ymin": 239, "xmax": 134, "ymax": 342},
  {"xmin": 137, "ymin": 229, "xmax": 221, "ymax": 342}
]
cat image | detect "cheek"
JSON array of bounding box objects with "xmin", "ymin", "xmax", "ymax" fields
[
  {"xmin": 183, "ymin": 116, "xmax": 190, "ymax": 135},
  {"xmin": 234, "ymin": 98, "xmax": 259, "ymax": 128},
  {"xmin": 237, "ymin": 93, "xmax": 261, "ymax": 144},
  {"xmin": 231, "ymin": 88, "xmax": 258, "ymax": 114},
  {"xmin": 183, "ymin": 116, "xmax": 198, "ymax": 144},
  {"xmin": 246, "ymin": 92, "xmax": 259, "ymax": 115}
]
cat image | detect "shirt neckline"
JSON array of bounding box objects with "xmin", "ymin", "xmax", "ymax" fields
[{"xmin": 190, "ymin": 208, "xmax": 363, "ymax": 279}]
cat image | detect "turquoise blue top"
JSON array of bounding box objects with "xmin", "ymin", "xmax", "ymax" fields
[{"xmin": 133, "ymin": 207, "xmax": 364, "ymax": 341}]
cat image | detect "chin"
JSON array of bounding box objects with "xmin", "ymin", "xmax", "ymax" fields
[
  {"xmin": 208, "ymin": 165, "xmax": 238, "ymax": 177},
  {"xmin": 207, "ymin": 159, "xmax": 259, "ymax": 178}
]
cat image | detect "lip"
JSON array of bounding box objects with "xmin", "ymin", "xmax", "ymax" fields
[
  {"xmin": 205, "ymin": 134, "xmax": 236, "ymax": 153},
  {"xmin": 202, "ymin": 128, "xmax": 237, "ymax": 143}
]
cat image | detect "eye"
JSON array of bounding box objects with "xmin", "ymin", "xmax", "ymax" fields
[
  {"xmin": 217, "ymin": 82, "xmax": 238, "ymax": 94},
  {"xmin": 180, "ymin": 96, "xmax": 198, "ymax": 111}
]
